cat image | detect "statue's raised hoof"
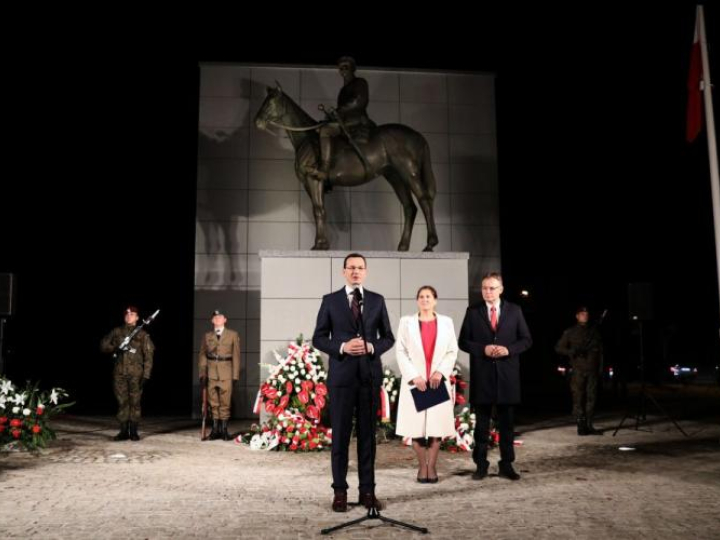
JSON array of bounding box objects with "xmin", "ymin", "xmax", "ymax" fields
[{"xmin": 423, "ymin": 246, "xmax": 434, "ymax": 252}]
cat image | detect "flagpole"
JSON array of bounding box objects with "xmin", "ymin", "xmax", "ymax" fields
[{"xmin": 698, "ymin": 5, "xmax": 720, "ymax": 327}]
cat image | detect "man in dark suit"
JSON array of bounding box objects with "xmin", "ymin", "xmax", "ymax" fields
[
  {"xmin": 459, "ymin": 272, "xmax": 532, "ymax": 481},
  {"xmin": 312, "ymin": 253, "xmax": 395, "ymax": 512}
]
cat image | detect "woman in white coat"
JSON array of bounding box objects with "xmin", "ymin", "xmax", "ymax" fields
[{"xmin": 395, "ymin": 286, "xmax": 458, "ymax": 483}]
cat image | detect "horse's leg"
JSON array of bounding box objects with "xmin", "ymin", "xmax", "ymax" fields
[
  {"xmin": 384, "ymin": 169, "xmax": 417, "ymax": 251},
  {"xmin": 402, "ymin": 167, "xmax": 439, "ymax": 252},
  {"xmin": 303, "ymin": 175, "xmax": 329, "ymax": 250}
]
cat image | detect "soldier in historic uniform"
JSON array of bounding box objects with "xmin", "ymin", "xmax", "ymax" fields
[
  {"xmin": 555, "ymin": 306, "xmax": 603, "ymax": 435},
  {"xmin": 198, "ymin": 309, "xmax": 241, "ymax": 441},
  {"xmin": 100, "ymin": 306, "xmax": 155, "ymax": 441},
  {"xmin": 314, "ymin": 56, "xmax": 376, "ymax": 181}
]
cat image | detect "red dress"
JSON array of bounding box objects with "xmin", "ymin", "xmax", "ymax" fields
[{"xmin": 420, "ymin": 319, "xmax": 437, "ymax": 379}]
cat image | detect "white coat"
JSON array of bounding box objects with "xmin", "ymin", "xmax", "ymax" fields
[{"xmin": 395, "ymin": 313, "xmax": 458, "ymax": 438}]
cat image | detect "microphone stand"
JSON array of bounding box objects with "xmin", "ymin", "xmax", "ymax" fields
[{"xmin": 321, "ymin": 288, "xmax": 428, "ymax": 535}]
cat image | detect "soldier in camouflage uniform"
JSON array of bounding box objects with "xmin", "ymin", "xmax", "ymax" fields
[
  {"xmin": 555, "ymin": 306, "xmax": 603, "ymax": 436},
  {"xmin": 199, "ymin": 309, "xmax": 241, "ymax": 441},
  {"xmin": 100, "ymin": 306, "xmax": 155, "ymax": 441}
]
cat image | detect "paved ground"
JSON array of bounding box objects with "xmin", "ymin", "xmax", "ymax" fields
[{"xmin": 1, "ymin": 404, "xmax": 719, "ymax": 539}]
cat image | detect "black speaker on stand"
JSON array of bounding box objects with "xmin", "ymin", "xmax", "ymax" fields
[
  {"xmin": 613, "ymin": 283, "xmax": 687, "ymax": 437},
  {"xmin": 0, "ymin": 273, "xmax": 16, "ymax": 375}
]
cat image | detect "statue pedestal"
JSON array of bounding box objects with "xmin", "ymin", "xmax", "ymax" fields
[{"xmin": 257, "ymin": 250, "xmax": 470, "ymax": 416}]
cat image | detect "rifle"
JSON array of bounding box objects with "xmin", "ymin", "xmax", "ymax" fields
[
  {"xmin": 201, "ymin": 383, "xmax": 208, "ymax": 441},
  {"xmin": 575, "ymin": 309, "xmax": 608, "ymax": 358},
  {"xmin": 113, "ymin": 309, "xmax": 160, "ymax": 359}
]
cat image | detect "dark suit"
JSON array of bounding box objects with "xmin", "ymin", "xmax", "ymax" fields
[
  {"xmin": 459, "ymin": 300, "xmax": 532, "ymax": 468},
  {"xmin": 312, "ymin": 287, "xmax": 394, "ymax": 493}
]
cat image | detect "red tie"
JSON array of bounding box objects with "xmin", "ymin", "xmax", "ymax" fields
[{"xmin": 490, "ymin": 306, "xmax": 497, "ymax": 331}]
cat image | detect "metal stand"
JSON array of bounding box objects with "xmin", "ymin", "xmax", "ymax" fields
[
  {"xmin": 322, "ymin": 506, "xmax": 429, "ymax": 535},
  {"xmin": 613, "ymin": 320, "xmax": 688, "ymax": 437}
]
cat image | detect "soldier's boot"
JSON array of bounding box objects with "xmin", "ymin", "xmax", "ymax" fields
[
  {"xmin": 209, "ymin": 420, "xmax": 221, "ymax": 440},
  {"xmin": 113, "ymin": 422, "xmax": 129, "ymax": 441},
  {"xmin": 221, "ymin": 420, "xmax": 231, "ymax": 441},
  {"xmin": 585, "ymin": 418, "xmax": 602, "ymax": 435},
  {"xmin": 128, "ymin": 422, "xmax": 140, "ymax": 441},
  {"xmin": 577, "ymin": 417, "xmax": 588, "ymax": 436}
]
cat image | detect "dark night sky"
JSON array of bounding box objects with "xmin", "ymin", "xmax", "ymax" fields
[{"xmin": 1, "ymin": 6, "xmax": 718, "ymax": 414}]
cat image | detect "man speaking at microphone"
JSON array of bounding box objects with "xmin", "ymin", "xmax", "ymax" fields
[{"xmin": 312, "ymin": 253, "xmax": 395, "ymax": 513}]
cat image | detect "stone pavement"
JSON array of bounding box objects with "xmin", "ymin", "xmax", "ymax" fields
[{"xmin": 1, "ymin": 412, "xmax": 719, "ymax": 540}]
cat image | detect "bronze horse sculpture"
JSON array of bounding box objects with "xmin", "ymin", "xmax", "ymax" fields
[{"xmin": 254, "ymin": 84, "xmax": 439, "ymax": 251}]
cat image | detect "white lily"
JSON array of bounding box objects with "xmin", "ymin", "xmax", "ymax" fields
[
  {"xmin": 12, "ymin": 406, "xmax": 20, "ymax": 414},
  {"xmin": 12, "ymin": 393, "xmax": 26, "ymax": 405},
  {"xmin": 23, "ymin": 408, "xmax": 31, "ymax": 416},
  {"xmin": 0, "ymin": 379, "xmax": 14, "ymax": 394},
  {"xmin": 50, "ymin": 389, "xmax": 60, "ymax": 405}
]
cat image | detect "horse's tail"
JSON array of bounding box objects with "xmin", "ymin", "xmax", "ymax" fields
[{"xmin": 420, "ymin": 139, "xmax": 436, "ymax": 200}]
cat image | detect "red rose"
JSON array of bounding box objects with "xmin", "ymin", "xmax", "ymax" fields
[
  {"xmin": 36, "ymin": 407, "xmax": 45, "ymax": 415},
  {"xmin": 279, "ymin": 395, "xmax": 290, "ymax": 409},
  {"xmin": 458, "ymin": 380, "xmax": 467, "ymax": 389},
  {"xmin": 450, "ymin": 376, "xmax": 456, "ymax": 385},
  {"xmin": 0, "ymin": 416, "xmax": 7, "ymax": 424},
  {"xmin": 10, "ymin": 419, "xmax": 22, "ymax": 428},
  {"xmin": 265, "ymin": 388, "xmax": 278, "ymax": 400},
  {"xmin": 315, "ymin": 383, "xmax": 328, "ymax": 396},
  {"xmin": 286, "ymin": 381, "xmax": 293, "ymax": 394},
  {"xmin": 287, "ymin": 425, "xmax": 294, "ymax": 433},
  {"xmin": 297, "ymin": 390, "xmax": 309, "ymax": 404},
  {"xmin": 292, "ymin": 435, "xmax": 300, "ymax": 444},
  {"xmin": 309, "ymin": 441, "xmax": 318, "ymax": 450},
  {"xmin": 306, "ymin": 405, "xmax": 320, "ymax": 419},
  {"xmin": 302, "ymin": 380, "xmax": 314, "ymax": 392},
  {"xmin": 455, "ymin": 394, "xmax": 466, "ymax": 405},
  {"xmin": 265, "ymin": 402, "xmax": 276, "ymax": 414},
  {"xmin": 32, "ymin": 425, "xmax": 42, "ymax": 434},
  {"xmin": 314, "ymin": 394, "xmax": 326, "ymax": 409},
  {"xmin": 12, "ymin": 429, "xmax": 21, "ymax": 439},
  {"xmin": 290, "ymin": 443, "xmax": 298, "ymax": 451},
  {"xmin": 260, "ymin": 383, "xmax": 270, "ymax": 395},
  {"xmin": 301, "ymin": 440, "xmax": 308, "ymax": 450}
]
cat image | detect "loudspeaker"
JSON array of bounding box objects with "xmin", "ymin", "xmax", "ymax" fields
[
  {"xmin": 0, "ymin": 273, "xmax": 15, "ymax": 317},
  {"xmin": 628, "ymin": 282, "xmax": 653, "ymax": 321}
]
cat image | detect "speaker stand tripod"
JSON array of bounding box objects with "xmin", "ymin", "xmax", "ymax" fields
[{"xmin": 613, "ymin": 320, "xmax": 688, "ymax": 437}]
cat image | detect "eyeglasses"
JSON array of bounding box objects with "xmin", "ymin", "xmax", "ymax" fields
[{"xmin": 345, "ymin": 266, "xmax": 366, "ymax": 271}]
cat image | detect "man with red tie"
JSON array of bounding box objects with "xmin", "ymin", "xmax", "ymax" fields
[{"xmin": 459, "ymin": 272, "xmax": 532, "ymax": 481}]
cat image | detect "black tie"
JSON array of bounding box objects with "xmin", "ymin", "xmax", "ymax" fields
[{"xmin": 351, "ymin": 290, "xmax": 361, "ymax": 323}]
